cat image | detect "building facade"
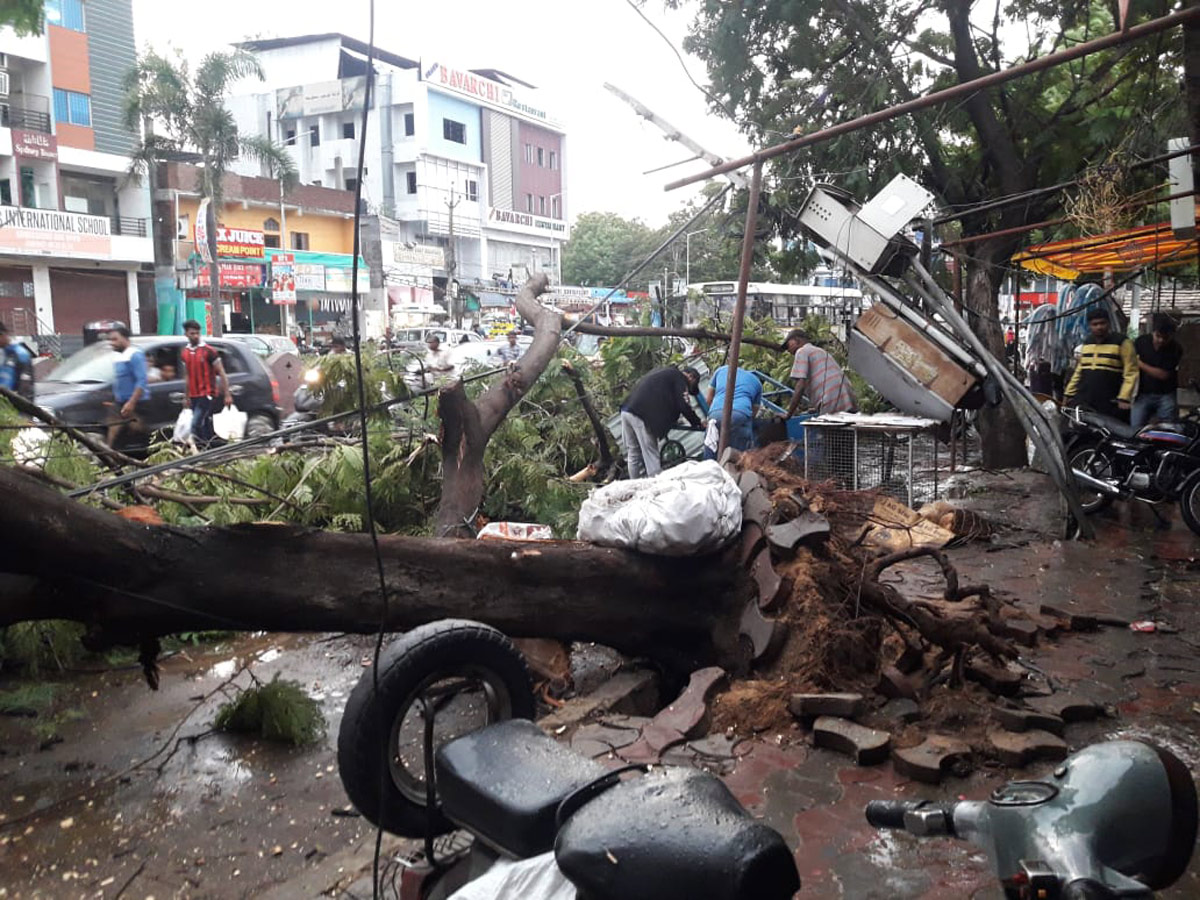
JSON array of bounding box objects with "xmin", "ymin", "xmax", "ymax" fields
[
  {"xmin": 0, "ymin": 0, "xmax": 153, "ymax": 348},
  {"xmin": 227, "ymin": 34, "xmax": 569, "ymax": 335},
  {"xmin": 154, "ymin": 162, "xmax": 368, "ymax": 340}
]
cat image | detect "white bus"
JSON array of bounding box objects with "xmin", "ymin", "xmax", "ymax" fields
[{"xmin": 687, "ymin": 276, "xmax": 866, "ymax": 329}]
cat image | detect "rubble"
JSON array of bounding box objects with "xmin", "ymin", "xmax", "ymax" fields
[
  {"xmin": 892, "ymin": 735, "xmax": 972, "ymax": 783},
  {"xmin": 812, "ymin": 716, "xmax": 892, "ymax": 765},
  {"xmin": 987, "ymin": 729, "xmax": 1069, "ymax": 766}
]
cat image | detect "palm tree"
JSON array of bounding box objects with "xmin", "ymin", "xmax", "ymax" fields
[{"xmin": 124, "ymin": 49, "xmax": 298, "ymax": 336}]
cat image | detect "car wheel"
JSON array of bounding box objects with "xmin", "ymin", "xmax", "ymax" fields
[{"xmin": 245, "ymin": 414, "xmax": 275, "ymax": 439}]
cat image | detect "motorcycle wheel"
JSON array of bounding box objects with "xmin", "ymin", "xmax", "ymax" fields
[
  {"xmin": 1069, "ymin": 442, "xmax": 1115, "ymax": 514},
  {"xmin": 1179, "ymin": 471, "xmax": 1200, "ymax": 537},
  {"xmin": 337, "ymin": 620, "xmax": 535, "ymax": 838}
]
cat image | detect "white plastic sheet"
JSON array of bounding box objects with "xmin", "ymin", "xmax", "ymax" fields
[
  {"xmin": 448, "ymin": 851, "xmax": 576, "ymax": 900},
  {"xmin": 212, "ymin": 404, "xmax": 247, "ymax": 441},
  {"xmin": 172, "ymin": 408, "xmax": 193, "ymax": 444},
  {"xmin": 576, "ymin": 459, "xmax": 743, "ymax": 555}
]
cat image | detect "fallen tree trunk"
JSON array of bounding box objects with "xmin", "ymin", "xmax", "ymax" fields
[{"xmin": 0, "ymin": 467, "xmax": 747, "ymax": 672}]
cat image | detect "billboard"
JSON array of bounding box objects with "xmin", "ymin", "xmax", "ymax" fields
[
  {"xmin": 0, "ymin": 207, "xmax": 112, "ymax": 260},
  {"xmin": 271, "ymin": 254, "xmax": 296, "ymax": 305},
  {"xmin": 215, "ymin": 227, "xmax": 265, "ymax": 260},
  {"xmin": 277, "ymin": 77, "xmax": 368, "ymax": 120}
]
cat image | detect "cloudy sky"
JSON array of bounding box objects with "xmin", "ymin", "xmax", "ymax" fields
[{"xmin": 129, "ymin": 0, "xmax": 752, "ymax": 227}]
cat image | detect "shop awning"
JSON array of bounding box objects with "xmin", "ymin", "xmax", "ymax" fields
[
  {"xmin": 478, "ymin": 290, "xmax": 514, "ymax": 308},
  {"xmin": 1012, "ymin": 219, "xmax": 1198, "ymax": 280}
]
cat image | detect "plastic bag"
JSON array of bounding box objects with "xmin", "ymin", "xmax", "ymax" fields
[
  {"xmin": 576, "ymin": 460, "xmax": 742, "ymax": 556},
  {"xmin": 449, "ymin": 851, "xmax": 576, "ymax": 900},
  {"xmin": 172, "ymin": 408, "xmax": 193, "ymax": 443},
  {"xmin": 212, "ymin": 403, "xmax": 247, "ymax": 441}
]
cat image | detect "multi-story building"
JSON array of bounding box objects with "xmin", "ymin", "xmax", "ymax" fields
[
  {"xmin": 154, "ymin": 162, "xmax": 367, "ymax": 340},
  {"xmin": 0, "ymin": 0, "xmax": 153, "ymax": 349},
  {"xmin": 227, "ymin": 34, "xmax": 569, "ymax": 335}
]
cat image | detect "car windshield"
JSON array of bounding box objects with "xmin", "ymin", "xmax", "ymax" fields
[
  {"xmin": 45, "ymin": 342, "xmax": 117, "ymax": 383},
  {"xmin": 227, "ymin": 336, "xmax": 270, "ymax": 357}
]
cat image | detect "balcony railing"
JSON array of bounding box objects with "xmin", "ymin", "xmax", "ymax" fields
[
  {"xmin": 0, "ymin": 94, "xmax": 52, "ymax": 134},
  {"xmin": 111, "ymin": 216, "xmax": 148, "ymax": 237}
]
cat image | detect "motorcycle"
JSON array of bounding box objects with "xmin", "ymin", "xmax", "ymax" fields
[
  {"xmin": 283, "ymin": 366, "xmax": 324, "ymax": 429},
  {"xmin": 336, "ymin": 620, "xmax": 801, "ymax": 900},
  {"xmin": 1063, "ymin": 405, "xmax": 1200, "ymax": 533},
  {"xmin": 865, "ymin": 738, "xmax": 1197, "ymax": 899}
]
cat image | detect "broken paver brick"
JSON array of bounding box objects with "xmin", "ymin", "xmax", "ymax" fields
[
  {"xmin": 739, "ymin": 522, "xmax": 766, "ymax": 565},
  {"xmin": 788, "ymin": 693, "xmax": 865, "ymax": 720},
  {"xmin": 766, "ymin": 512, "xmax": 830, "ymax": 550},
  {"xmin": 649, "ymin": 667, "xmax": 726, "ymax": 738},
  {"xmin": 741, "ymin": 487, "xmax": 773, "ymax": 528},
  {"xmin": 987, "ymin": 729, "xmax": 1068, "ymax": 766},
  {"xmin": 892, "ymin": 735, "xmax": 972, "ymax": 784},
  {"xmin": 879, "ymin": 698, "xmax": 922, "ymax": 724},
  {"xmin": 749, "ymin": 548, "xmax": 787, "ymax": 610},
  {"xmin": 877, "ymin": 666, "xmax": 919, "ymax": 700},
  {"xmin": 1024, "ymin": 694, "xmax": 1104, "ymax": 723},
  {"xmin": 812, "ymin": 716, "xmax": 891, "ymax": 766},
  {"xmin": 964, "ymin": 661, "xmax": 1023, "ymax": 696},
  {"xmin": 993, "ymin": 617, "xmax": 1039, "ymax": 647},
  {"xmin": 992, "ymin": 706, "xmax": 1065, "ymax": 736}
]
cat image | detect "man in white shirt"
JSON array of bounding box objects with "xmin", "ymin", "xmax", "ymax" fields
[{"xmin": 424, "ymin": 334, "xmax": 455, "ymax": 386}]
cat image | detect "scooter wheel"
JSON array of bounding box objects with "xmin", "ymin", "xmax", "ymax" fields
[{"xmin": 337, "ymin": 620, "xmax": 535, "ymax": 838}]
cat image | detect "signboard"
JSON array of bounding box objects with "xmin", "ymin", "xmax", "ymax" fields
[
  {"xmin": 277, "ymin": 76, "xmax": 368, "ymax": 120},
  {"xmin": 487, "ymin": 207, "xmax": 568, "ymax": 239},
  {"xmin": 393, "ymin": 243, "xmax": 446, "ymax": 268},
  {"xmin": 324, "ymin": 266, "xmax": 370, "ymax": 293},
  {"xmin": 295, "ymin": 263, "xmax": 326, "ymax": 291},
  {"xmin": 11, "ymin": 129, "xmax": 57, "ymax": 162},
  {"xmin": 0, "ymin": 207, "xmax": 111, "ymax": 259},
  {"xmin": 423, "ymin": 62, "xmax": 560, "ymax": 129},
  {"xmin": 271, "ymin": 254, "xmax": 296, "ymax": 305},
  {"xmin": 195, "ymin": 198, "xmax": 213, "ymax": 264},
  {"xmin": 197, "ymin": 263, "xmax": 266, "ymax": 289},
  {"xmin": 216, "ymin": 227, "xmax": 265, "ymax": 260}
]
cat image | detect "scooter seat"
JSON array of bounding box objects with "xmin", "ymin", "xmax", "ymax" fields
[
  {"xmin": 554, "ymin": 766, "xmax": 801, "ymax": 900},
  {"xmin": 435, "ymin": 719, "xmax": 606, "ymax": 859},
  {"xmin": 1079, "ymin": 408, "xmax": 1139, "ymax": 440}
]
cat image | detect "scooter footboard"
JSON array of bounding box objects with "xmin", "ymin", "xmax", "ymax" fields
[{"xmin": 553, "ymin": 767, "xmax": 799, "ymax": 900}]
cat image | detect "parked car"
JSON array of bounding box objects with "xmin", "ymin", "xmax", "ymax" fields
[
  {"xmin": 34, "ymin": 336, "xmax": 282, "ymax": 450},
  {"xmin": 224, "ymin": 333, "xmax": 299, "ymax": 359},
  {"xmin": 445, "ymin": 335, "xmax": 533, "ymax": 369},
  {"xmin": 389, "ymin": 327, "xmax": 483, "ymax": 353}
]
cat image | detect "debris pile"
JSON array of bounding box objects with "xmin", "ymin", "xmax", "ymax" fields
[{"xmin": 708, "ymin": 447, "xmax": 1101, "ymax": 779}]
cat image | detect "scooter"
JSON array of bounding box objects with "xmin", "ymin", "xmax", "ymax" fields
[
  {"xmin": 283, "ymin": 367, "xmax": 324, "ymax": 428},
  {"xmin": 1063, "ymin": 404, "xmax": 1200, "ymax": 533},
  {"xmin": 866, "ymin": 739, "xmax": 1197, "ymax": 899},
  {"xmin": 336, "ymin": 620, "xmax": 801, "ymax": 900}
]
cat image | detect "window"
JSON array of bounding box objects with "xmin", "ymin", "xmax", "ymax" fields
[
  {"xmin": 345, "ymin": 177, "xmax": 358, "ymax": 193},
  {"xmin": 549, "ymin": 150, "xmax": 557, "ymax": 170},
  {"xmin": 524, "ymin": 143, "xmax": 533, "ymax": 164},
  {"xmin": 263, "ymin": 217, "xmax": 280, "ymax": 232},
  {"xmin": 19, "ymin": 167, "xmax": 35, "ymax": 208},
  {"xmin": 404, "ymin": 112, "xmax": 415, "ymax": 136},
  {"xmin": 443, "ymin": 118, "xmax": 466, "ymax": 144},
  {"xmin": 537, "ymin": 147, "xmax": 544, "ymax": 167},
  {"xmin": 406, "ymin": 171, "xmax": 417, "ymax": 194},
  {"xmin": 539, "ymin": 196, "xmax": 546, "ymax": 215},
  {"xmin": 552, "ymin": 196, "xmax": 561, "ymax": 219},
  {"xmin": 0, "ymin": 179, "xmax": 11, "ymax": 207},
  {"xmin": 309, "ymin": 124, "xmax": 320, "ymax": 147},
  {"xmin": 53, "ymin": 88, "xmax": 92, "ymax": 127},
  {"xmin": 263, "ymin": 234, "xmax": 281, "ymax": 249},
  {"xmin": 291, "ymin": 232, "xmax": 310, "ymax": 251},
  {"xmin": 525, "ymin": 194, "xmax": 533, "ymax": 213},
  {"xmin": 342, "ymin": 121, "xmax": 355, "ymax": 140},
  {"xmin": 45, "ymin": 0, "xmax": 85, "ymax": 31},
  {"xmin": 464, "ymin": 179, "xmax": 478, "ymax": 202},
  {"xmin": 285, "ymin": 129, "xmax": 296, "ymax": 144}
]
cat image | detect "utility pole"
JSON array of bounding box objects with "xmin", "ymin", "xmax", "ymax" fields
[{"xmin": 446, "ymin": 186, "xmax": 461, "ymax": 328}]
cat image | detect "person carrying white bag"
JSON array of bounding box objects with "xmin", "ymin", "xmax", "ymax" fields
[{"xmin": 179, "ymin": 319, "xmax": 233, "ymax": 446}]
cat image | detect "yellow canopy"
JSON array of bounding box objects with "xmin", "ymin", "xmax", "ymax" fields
[{"xmin": 1012, "ymin": 220, "xmax": 1198, "ymax": 280}]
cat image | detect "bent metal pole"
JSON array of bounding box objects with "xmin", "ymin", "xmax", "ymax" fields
[
  {"xmin": 718, "ymin": 162, "xmax": 764, "ymax": 457},
  {"xmin": 665, "ymin": 7, "xmax": 1200, "ymax": 192}
]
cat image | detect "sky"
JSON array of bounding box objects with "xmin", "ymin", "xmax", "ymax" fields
[{"xmin": 128, "ymin": 0, "xmax": 752, "ymax": 228}]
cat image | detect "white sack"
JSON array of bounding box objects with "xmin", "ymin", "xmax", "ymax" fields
[
  {"xmin": 576, "ymin": 459, "xmax": 743, "ymax": 555},
  {"xmin": 212, "ymin": 403, "xmax": 247, "ymax": 441},
  {"xmin": 448, "ymin": 851, "xmax": 576, "ymax": 900},
  {"xmin": 172, "ymin": 408, "xmax": 193, "ymax": 444}
]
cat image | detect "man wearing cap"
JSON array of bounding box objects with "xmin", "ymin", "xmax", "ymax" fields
[
  {"xmin": 1064, "ymin": 306, "xmax": 1138, "ymax": 420},
  {"xmin": 620, "ymin": 366, "xmax": 702, "ymax": 478},
  {"xmin": 782, "ymin": 329, "xmax": 855, "ymax": 417}
]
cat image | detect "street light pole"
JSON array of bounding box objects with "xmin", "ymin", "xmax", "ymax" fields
[{"xmin": 685, "ymin": 228, "xmax": 708, "ymax": 287}]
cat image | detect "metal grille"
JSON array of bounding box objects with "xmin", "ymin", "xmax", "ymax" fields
[{"xmin": 802, "ymin": 422, "xmax": 941, "ymax": 507}]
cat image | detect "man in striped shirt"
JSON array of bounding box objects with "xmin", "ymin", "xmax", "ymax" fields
[
  {"xmin": 180, "ymin": 319, "xmax": 233, "ymax": 445},
  {"xmin": 782, "ymin": 329, "xmax": 855, "ymax": 417}
]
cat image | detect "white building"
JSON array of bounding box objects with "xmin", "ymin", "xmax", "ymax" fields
[
  {"xmin": 228, "ymin": 34, "xmax": 569, "ymax": 333},
  {"xmin": 0, "ymin": 0, "xmax": 154, "ymax": 348}
]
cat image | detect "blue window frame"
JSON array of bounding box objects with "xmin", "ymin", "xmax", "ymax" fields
[
  {"xmin": 45, "ymin": 0, "xmax": 85, "ymax": 32},
  {"xmin": 53, "ymin": 88, "xmax": 92, "ymax": 127}
]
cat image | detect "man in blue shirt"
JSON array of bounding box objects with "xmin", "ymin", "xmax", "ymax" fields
[
  {"xmin": 0, "ymin": 322, "xmax": 34, "ymax": 401},
  {"xmin": 106, "ymin": 325, "xmax": 147, "ymax": 447},
  {"xmin": 703, "ymin": 365, "xmax": 762, "ymax": 458}
]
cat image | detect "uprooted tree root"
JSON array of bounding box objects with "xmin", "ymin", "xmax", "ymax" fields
[{"xmin": 712, "ymin": 448, "xmax": 1025, "ymax": 739}]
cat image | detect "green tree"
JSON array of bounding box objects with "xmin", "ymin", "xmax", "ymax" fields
[
  {"xmin": 561, "ymin": 211, "xmax": 658, "ymax": 287},
  {"xmin": 0, "ymin": 0, "xmax": 42, "ymax": 35},
  {"xmin": 670, "ymin": 0, "xmax": 1186, "ymax": 465},
  {"xmin": 125, "ymin": 49, "xmax": 298, "ymax": 336}
]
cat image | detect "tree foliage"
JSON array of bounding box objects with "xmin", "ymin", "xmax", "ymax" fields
[
  {"xmin": 0, "ymin": 0, "xmax": 42, "ymax": 36},
  {"xmin": 561, "ymin": 211, "xmax": 659, "ymax": 286}
]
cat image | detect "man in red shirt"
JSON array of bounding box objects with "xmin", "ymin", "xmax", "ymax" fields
[{"xmin": 179, "ymin": 319, "xmax": 232, "ymax": 445}]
